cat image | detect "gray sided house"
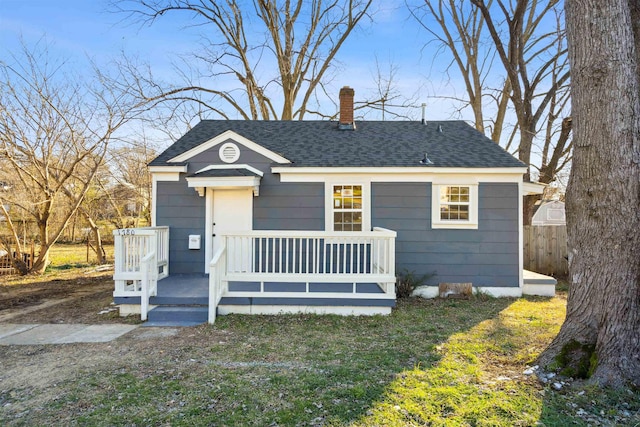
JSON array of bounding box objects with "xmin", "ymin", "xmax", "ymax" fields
[{"xmin": 114, "ymin": 87, "xmax": 554, "ymax": 325}]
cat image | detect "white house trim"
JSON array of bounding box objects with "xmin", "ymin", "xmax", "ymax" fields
[
  {"xmin": 205, "ymin": 188, "xmax": 213, "ymax": 274},
  {"xmin": 274, "ymin": 168, "xmax": 525, "ymax": 184},
  {"xmin": 518, "ymin": 181, "xmax": 524, "ymax": 288},
  {"xmin": 168, "ymin": 130, "xmax": 291, "ymax": 164},
  {"xmin": 273, "ymin": 166, "xmax": 526, "ymax": 176},
  {"xmin": 413, "ymin": 285, "xmax": 523, "ymax": 298},
  {"xmin": 186, "ymin": 175, "xmax": 262, "ymax": 197},
  {"xmin": 324, "ymin": 180, "xmax": 371, "ymax": 232},
  {"xmin": 194, "ymin": 163, "xmax": 264, "ymax": 177},
  {"xmin": 151, "ymin": 172, "xmax": 183, "ymax": 226},
  {"xmin": 523, "ymin": 181, "xmax": 547, "ymax": 195},
  {"xmin": 431, "ymin": 184, "xmax": 479, "ymax": 230},
  {"xmin": 149, "ymin": 165, "xmax": 188, "ymax": 174}
]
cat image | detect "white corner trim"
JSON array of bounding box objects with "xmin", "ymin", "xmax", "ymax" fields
[
  {"xmin": 168, "ymin": 130, "xmax": 291, "ymax": 164},
  {"xmin": 151, "ymin": 176, "xmax": 158, "ymax": 227},
  {"xmin": 518, "ymin": 181, "xmax": 524, "ymax": 288},
  {"xmin": 205, "ymin": 189, "xmax": 213, "ymax": 274},
  {"xmin": 194, "ymin": 163, "xmax": 264, "ymax": 177}
]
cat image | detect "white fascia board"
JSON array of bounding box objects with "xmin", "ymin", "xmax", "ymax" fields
[
  {"xmin": 194, "ymin": 163, "xmax": 264, "ymax": 177},
  {"xmin": 186, "ymin": 176, "xmax": 261, "ymax": 189},
  {"xmin": 523, "ymin": 181, "xmax": 547, "ymax": 195},
  {"xmin": 273, "ymin": 167, "xmax": 526, "ymax": 183},
  {"xmin": 149, "ymin": 165, "xmax": 188, "ymax": 173},
  {"xmin": 168, "ymin": 130, "xmax": 291, "ymax": 164},
  {"xmin": 152, "ymin": 171, "xmax": 182, "ymax": 182}
]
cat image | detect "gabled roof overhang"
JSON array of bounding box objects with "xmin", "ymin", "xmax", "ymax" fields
[
  {"xmin": 185, "ymin": 164, "xmax": 263, "ymax": 196},
  {"xmin": 167, "ymin": 130, "xmax": 291, "ymax": 164}
]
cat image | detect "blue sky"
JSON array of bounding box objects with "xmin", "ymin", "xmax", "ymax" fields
[{"xmin": 0, "ymin": 0, "xmax": 470, "ymax": 124}]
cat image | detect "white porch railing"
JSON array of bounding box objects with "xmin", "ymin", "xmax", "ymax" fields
[
  {"xmin": 207, "ymin": 227, "xmax": 396, "ymax": 324},
  {"xmin": 208, "ymin": 240, "xmax": 227, "ymax": 324},
  {"xmin": 113, "ymin": 226, "xmax": 169, "ymax": 298},
  {"xmin": 140, "ymin": 250, "xmax": 157, "ymax": 321},
  {"xmin": 225, "ymin": 228, "xmax": 396, "ymax": 290}
]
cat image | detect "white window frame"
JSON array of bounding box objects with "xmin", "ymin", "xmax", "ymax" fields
[
  {"xmin": 431, "ymin": 183, "xmax": 478, "ymax": 229},
  {"xmin": 324, "ymin": 181, "xmax": 371, "ymax": 232}
]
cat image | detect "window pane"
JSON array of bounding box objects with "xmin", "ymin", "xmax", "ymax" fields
[
  {"xmin": 353, "ymin": 197, "xmax": 362, "ymax": 209},
  {"xmin": 353, "ymin": 211, "xmax": 362, "ymax": 224},
  {"xmin": 334, "ymin": 212, "xmax": 343, "ymax": 231},
  {"xmin": 440, "ymin": 206, "xmax": 449, "ymax": 220}
]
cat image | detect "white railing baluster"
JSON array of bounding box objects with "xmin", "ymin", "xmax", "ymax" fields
[{"xmin": 113, "ymin": 226, "xmax": 169, "ymax": 299}]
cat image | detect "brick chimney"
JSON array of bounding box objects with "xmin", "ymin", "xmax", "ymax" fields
[{"xmin": 338, "ymin": 86, "xmax": 356, "ymax": 130}]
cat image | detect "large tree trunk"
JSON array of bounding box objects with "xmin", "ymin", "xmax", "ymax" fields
[{"xmin": 537, "ymin": 0, "xmax": 640, "ymax": 388}]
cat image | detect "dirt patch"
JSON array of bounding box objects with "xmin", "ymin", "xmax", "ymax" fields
[
  {"xmin": 0, "ymin": 269, "xmax": 139, "ymax": 325},
  {"xmin": 0, "ymin": 325, "xmax": 223, "ymax": 422},
  {"xmin": 0, "ymin": 272, "xmax": 217, "ymax": 423}
]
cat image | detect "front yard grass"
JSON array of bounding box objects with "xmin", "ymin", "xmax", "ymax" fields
[{"xmin": 4, "ymin": 292, "xmax": 637, "ymax": 426}]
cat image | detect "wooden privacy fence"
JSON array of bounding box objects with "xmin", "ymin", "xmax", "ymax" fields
[{"xmin": 523, "ymin": 225, "xmax": 568, "ymax": 276}]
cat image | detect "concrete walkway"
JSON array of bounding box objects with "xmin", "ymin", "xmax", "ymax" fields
[{"xmin": 0, "ymin": 323, "xmax": 139, "ymax": 345}]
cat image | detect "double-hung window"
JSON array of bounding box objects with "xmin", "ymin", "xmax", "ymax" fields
[
  {"xmin": 332, "ymin": 184, "xmax": 363, "ymax": 231},
  {"xmin": 432, "ymin": 184, "xmax": 478, "ymax": 229}
]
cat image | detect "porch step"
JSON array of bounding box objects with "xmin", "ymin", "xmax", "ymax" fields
[
  {"xmin": 149, "ymin": 295, "xmax": 208, "ymax": 305},
  {"xmin": 144, "ymin": 306, "xmax": 208, "ymax": 327}
]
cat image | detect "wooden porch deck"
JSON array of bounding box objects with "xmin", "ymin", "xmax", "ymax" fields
[{"xmin": 160, "ymin": 274, "xmax": 389, "ymax": 304}]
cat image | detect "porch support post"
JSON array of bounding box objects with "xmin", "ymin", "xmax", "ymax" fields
[{"xmin": 205, "ymin": 188, "xmax": 213, "ymax": 274}]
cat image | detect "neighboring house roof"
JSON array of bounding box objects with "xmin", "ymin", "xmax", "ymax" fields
[
  {"xmin": 150, "ymin": 120, "xmax": 525, "ymax": 169},
  {"xmin": 532, "ymin": 200, "xmax": 566, "ymax": 225}
]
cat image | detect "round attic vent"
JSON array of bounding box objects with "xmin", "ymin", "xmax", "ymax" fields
[{"xmin": 219, "ymin": 142, "xmax": 240, "ymax": 163}]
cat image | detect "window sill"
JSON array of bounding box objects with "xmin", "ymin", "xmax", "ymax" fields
[{"xmin": 431, "ymin": 221, "xmax": 478, "ymax": 230}]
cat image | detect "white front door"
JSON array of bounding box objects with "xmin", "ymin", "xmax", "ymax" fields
[{"xmin": 205, "ymin": 188, "xmax": 253, "ymax": 273}]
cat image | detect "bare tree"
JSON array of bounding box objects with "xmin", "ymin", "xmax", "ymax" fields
[
  {"xmin": 106, "ymin": 143, "xmax": 156, "ymax": 228},
  {"xmin": 111, "ymin": 0, "xmax": 375, "ymax": 120},
  {"xmin": 410, "ymin": 0, "xmax": 512, "ymax": 141},
  {"xmin": 537, "ymin": 0, "xmax": 640, "ymax": 387},
  {"xmin": 414, "ymin": 0, "xmax": 572, "ymax": 222},
  {"xmin": 0, "ymin": 41, "xmax": 146, "ymax": 274},
  {"xmin": 469, "ymin": 0, "xmax": 571, "ymax": 179}
]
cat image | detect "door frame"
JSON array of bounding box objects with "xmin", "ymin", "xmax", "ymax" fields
[{"xmin": 204, "ymin": 188, "xmax": 253, "ymax": 274}]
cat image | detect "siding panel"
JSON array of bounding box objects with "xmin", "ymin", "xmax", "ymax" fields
[{"xmin": 372, "ymin": 182, "xmax": 519, "ymax": 287}]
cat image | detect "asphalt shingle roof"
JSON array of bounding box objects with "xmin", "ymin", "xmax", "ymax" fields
[{"xmin": 150, "ymin": 120, "xmax": 525, "ymax": 168}]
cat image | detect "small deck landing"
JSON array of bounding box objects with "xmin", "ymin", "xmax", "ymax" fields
[{"xmin": 522, "ymin": 269, "xmax": 556, "ymax": 297}]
